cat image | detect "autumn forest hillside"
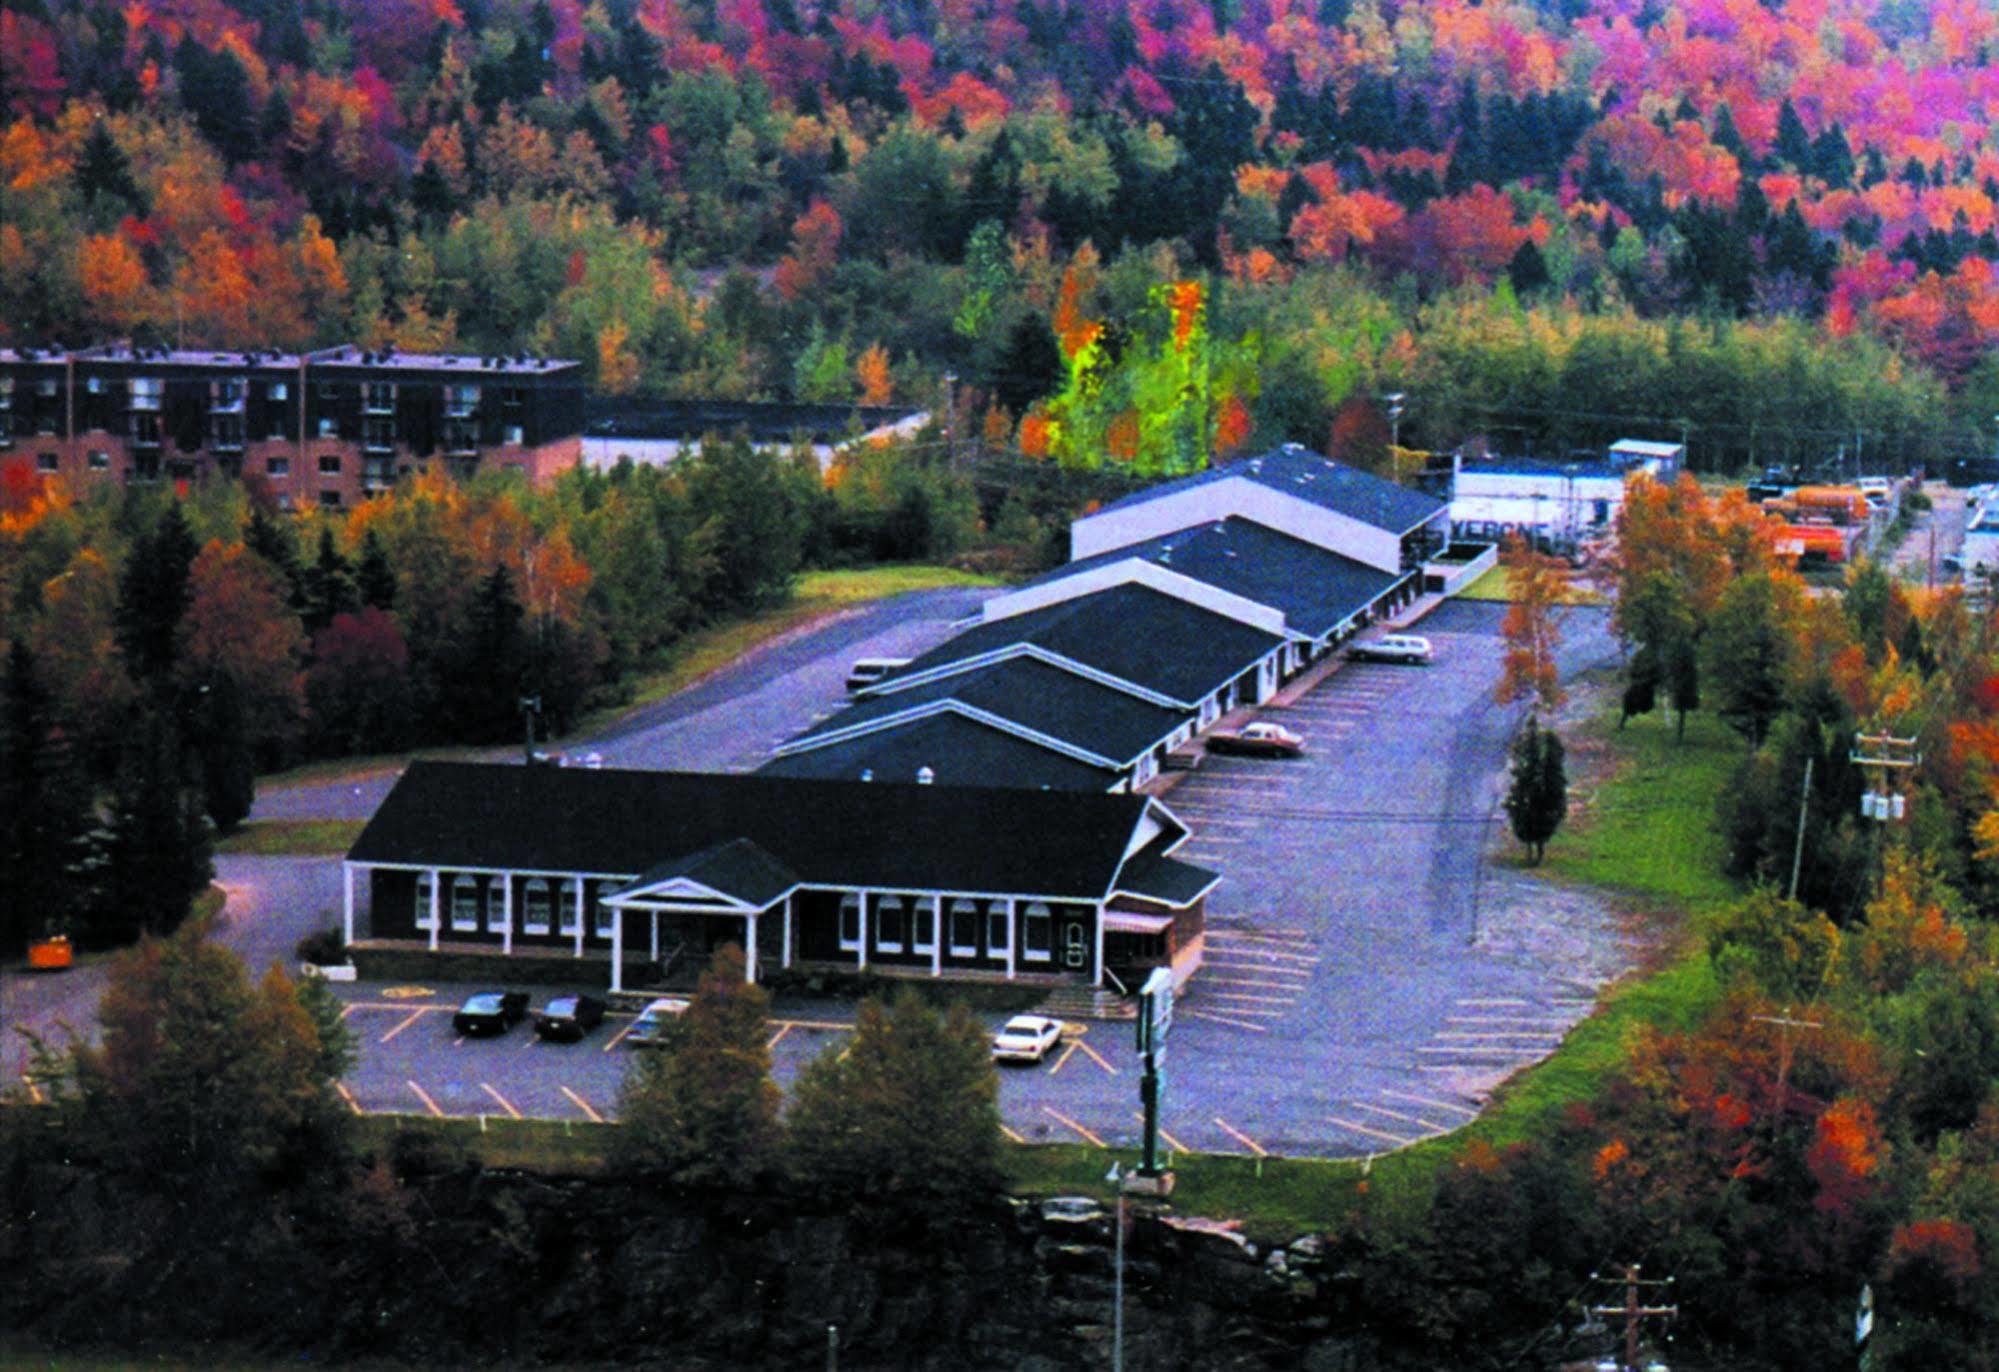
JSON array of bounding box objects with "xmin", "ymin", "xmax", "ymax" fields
[{"xmin": 8, "ymin": 0, "xmax": 1999, "ymax": 468}]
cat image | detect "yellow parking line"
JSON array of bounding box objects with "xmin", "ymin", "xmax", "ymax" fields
[
  {"xmin": 561, "ymin": 1087, "xmax": 605, "ymax": 1124},
  {"xmin": 1000, "ymin": 1124, "xmax": 1027, "ymax": 1144},
  {"xmin": 335, "ymin": 1083, "xmax": 362, "ymax": 1116},
  {"xmin": 480, "ymin": 1083, "xmax": 522, "ymax": 1120},
  {"xmin": 1353, "ymin": 1100, "xmax": 1447, "ymax": 1134},
  {"xmin": 1041, "ymin": 1105, "xmax": 1105, "ymax": 1148},
  {"xmin": 767, "ymin": 1023, "xmax": 792, "ymax": 1050},
  {"xmin": 1209, "ymin": 931, "xmax": 1316, "ymax": 947},
  {"xmin": 1047, "ymin": 1041, "xmax": 1080, "ymax": 1076},
  {"xmin": 338, "ymin": 1003, "xmax": 358, "ymax": 1020},
  {"xmin": 380, "ymin": 1009, "xmax": 424, "ymax": 1044},
  {"xmin": 1204, "ymin": 990, "xmax": 1295, "ymax": 1005},
  {"xmin": 1212, "ymin": 1116, "xmax": 1268, "ymax": 1156},
  {"xmin": 1333, "ymin": 1115, "xmax": 1413, "ymax": 1147},
  {"xmin": 1134, "ymin": 1113, "xmax": 1190, "ymax": 1155},
  {"xmin": 1184, "ymin": 1009, "xmax": 1268, "ymax": 1033},
  {"xmin": 406, "ymin": 1080, "xmax": 444, "ymax": 1118},
  {"xmin": 1383, "ymin": 1089, "xmax": 1479, "ymax": 1117},
  {"xmin": 1074, "ymin": 1039, "xmax": 1121, "ymax": 1076},
  {"xmin": 775, "ymin": 1018, "xmax": 856, "ymax": 1032},
  {"xmin": 602, "ymin": 1022, "xmax": 636, "ymax": 1052}
]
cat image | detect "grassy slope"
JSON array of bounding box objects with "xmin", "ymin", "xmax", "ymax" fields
[
  {"xmin": 213, "ymin": 819, "xmax": 367, "ymax": 856},
  {"xmin": 1456, "ymin": 564, "xmax": 1606, "ymax": 604}
]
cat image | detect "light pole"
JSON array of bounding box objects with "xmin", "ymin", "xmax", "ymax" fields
[
  {"xmin": 1384, "ymin": 392, "xmax": 1407, "ymax": 456},
  {"xmin": 519, "ymin": 695, "xmax": 541, "ymax": 765},
  {"xmin": 1106, "ymin": 1160, "xmax": 1126, "ymax": 1372}
]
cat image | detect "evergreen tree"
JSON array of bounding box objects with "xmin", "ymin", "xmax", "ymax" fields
[
  {"xmin": 115, "ymin": 503, "xmax": 199, "ymax": 687},
  {"xmin": 1812, "ymin": 124, "xmax": 1855, "ymax": 189},
  {"xmin": 682, "ymin": 438, "xmax": 807, "ymax": 614},
  {"xmin": 994, "ymin": 311, "xmax": 1064, "ymax": 418},
  {"xmin": 74, "ymin": 120, "xmax": 145, "ymax": 223},
  {"xmin": 1710, "ymin": 102, "xmax": 1746, "ymax": 160},
  {"xmin": 356, "ymin": 530, "xmax": 398, "ymax": 611},
  {"xmin": 244, "ymin": 506, "xmax": 305, "ymax": 611},
  {"xmin": 1705, "ymin": 573, "xmax": 1791, "ymax": 747},
  {"xmin": 440, "ymin": 564, "xmax": 528, "ymax": 742},
  {"xmin": 616, "ymin": 944, "xmax": 780, "ymax": 1186},
  {"xmin": 786, "ymin": 990, "xmax": 1001, "ymax": 1212},
  {"xmin": 1775, "ymin": 98, "xmax": 1812, "ymax": 169},
  {"xmin": 192, "ymin": 674, "xmax": 257, "ymax": 833},
  {"xmin": 1506, "ymin": 239, "xmax": 1551, "ymax": 295},
  {"xmin": 94, "ymin": 710, "xmax": 212, "ymax": 948},
  {"xmin": 0, "ymin": 641, "xmax": 96, "ymax": 958},
  {"xmin": 302, "ymin": 527, "xmax": 359, "ymax": 636},
  {"xmin": 1504, "ymin": 717, "xmax": 1568, "ymax": 865}
]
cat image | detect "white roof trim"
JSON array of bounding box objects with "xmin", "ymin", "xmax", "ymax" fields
[
  {"xmin": 855, "ymin": 642, "xmax": 1191, "ymax": 709},
  {"xmin": 770, "ymin": 698, "xmax": 1124, "ymax": 770}
]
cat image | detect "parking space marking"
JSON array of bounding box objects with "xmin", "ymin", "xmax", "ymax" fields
[
  {"xmin": 560, "ymin": 1086, "xmax": 604, "ymax": 1124},
  {"xmin": 338, "ymin": 1003, "xmax": 359, "ymax": 1020},
  {"xmin": 1331, "ymin": 1115, "xmax": 1416, "ymax": 1147},
  {"xmin": 1212, "ymin": 931, "xmax": 1316, "ymax": 949},
  {"xmin": 1134, "ymin": 1115, "xmax": 1192, "ymax": 1155},
  {"xmin": 380, "ymin": 1009, "xmax": 426, "ymax": 1043},
  {"xmin": 602, "ymin": 1022, "xmax": 636, "ymax": 1052},
  {"xmin": 1042, "ymin": 1105, "xmax": 1106, "ymax": 1147},
  {"xmin": 1001, "ymin": 1124, "xmax": 1027, "ymax": 1145},
  {"xmin": 406, "ymin": 1080, "xmax": 445, "ymax": 1118},
  {"xmin": 1212, "ymin": 1117, "xmax": 1268, "ymax": 1156},
  {"xmin": 1448, "ymin": 1015, "xmax": 1572, "ymax": 1028},
  {"xmin": 1211, "ymin": 945, "xmax": 1318, "ymax": 966},
  {"xmin": 1458, "ymin": 997, "xmax": 1530, "ymax": 1008},
  {"xmin": 1074, "ymin": 1039, "xmax": 1121, "ymax": 1076},
  {"xmin": 1203, "ymin": 960, "xmax": 1313, "ymax": 979},
  {"xmin": 480, "ymin": 1083, "xmax": 523, "ymax": 1120},
  {"xmin": 1202, "ymin": 975, "xmax": 1306, "ymax": 992},
  {"xmin": 1416, "ymin": 1046, "xmax": 1540, "ymax": 1059},
  {"xmin": 767, "ymin": 1023, "xmax": 792, "ymax": 1050},
  {"xmin": 775, "ymin": 1018, "xmax": 857, "ymax": 1033},
  {"xmin": 1184, "ymin": 1008, "xmax": 1269, "ymax": 1032},
  {"xmin": 1383, "ymin": 1089, "xmax": 1479, "ymax": 1117},
  {"xmin": 335, "ymin": 1083, "xmax": 362, "ymax": 1116},
  {"xmin": 1047, "ymin": 1041, "xmax": 1080, "ymax": 1076},
  {"xmin": 1353, "ymin": 1100, "xmax": 1449, "ymax": 1135},
  {"xmin": 1202, "ymin": 989, "xmax": 1294, "ymax": 1004}
]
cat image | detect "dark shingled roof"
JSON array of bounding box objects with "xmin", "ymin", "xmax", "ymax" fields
[
  {"xmin": 619, "ymin": 838, "xmax": 798, "ymax": 908},
  {"xmin": 1085, "ymin": 444, "xmax": 1445, "ymax": 536},
  {"xmin": 1114, "ymin": 844, "xmax": 1220, "ymax": 907},
  {"xmin": 784, "ymin": 656, "xmax": 1185, "ymax": 766},
  {"xmin": 350, "ymin": 761, "xmax": 1144, "ymax": 898},
  {"xmin": 1023, "ymin": 516, "xmax": 1402, "ymax": 640},
  {"xmin": 869, "ymin": 583, "xmax": 1282, "ymax": 705},
  {"xmin": 759, "ymin": 714, "xmax": 1119, "ymax": 792}
]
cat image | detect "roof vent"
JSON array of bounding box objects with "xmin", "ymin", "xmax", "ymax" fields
[
  {"xmin": 860, "ymin": 768, "xmax": 874, "ymax": 782},
  {"xmin": 917, "ymin": 766, "xmax": 936, "ymax": 785}
]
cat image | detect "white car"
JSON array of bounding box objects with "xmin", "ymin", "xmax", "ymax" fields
[
  {"xmin": 991, "ymin": 1014, "xmax": 1065, "ymax": 1064},
  {"xmin": 1348, "ymin": 633, "xmax": 1433, "ymax": 665},
  {"xmin": 624, "ymin": 995, "xmax": 692, "ymax": 1047}
]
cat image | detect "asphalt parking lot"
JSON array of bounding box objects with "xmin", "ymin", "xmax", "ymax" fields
[{"xmin": 7, "ymin": 598, "xmax": 1637, "ymax": 1162}]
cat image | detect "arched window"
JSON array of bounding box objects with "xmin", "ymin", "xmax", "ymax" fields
[
  {"xmin": 485, "ymin": 877, "xmax": 509, "ymax": 932},
  {"xmin": 911, "ymin": 897, "xmax": 937, "ymax": 955},
  {"xmin": 875, "ymin": 895, "xmax": 906, "ymax": 953},
  {"xmin": 415, "ymin": 873, "xmax": 437, "ymax": 930},
  {"xmin": 522, "ymin": 879, "xmax": 552, "ymax": 935},
  {"xmin": 593, "ymin": 893, "xmax": 617, "ymax": 940},
  {"xmin": 949, "ymin": 899, "xmax": 980, "ymax": 957},
  {"xmin": 838, "ymin": 893, "xmax": 862, "ymax": 951},
  {"xmin": 986, "ymin": 901, "xmax": 1011, "ymax": 958},
  {"xmin": 450, "ymin": 875, "xmax": 480, "ymax": 931},
  {"xmin": 557, "ymin": 882, "xmax": 580, "ymax": 936},
  {"xmin": 1022, "ymin": 902, "xmax": 1052, "ymax": 961}
]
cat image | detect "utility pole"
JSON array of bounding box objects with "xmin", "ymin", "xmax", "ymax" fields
[
  {"xmin": 1852, "ymin": 732, "xmax": 1919, "ymax": 825},
  {"xmin": 1787, "ymin": 754, "xmax": 1814, "ymax": 902},
  {"xmin": 1753, "ymin": 1007, "xmax": 1823, "ymax": 1125},
  {"xmin": 1588, "ymin": 1264, "xmax": 1677, "ymax": 1371}
]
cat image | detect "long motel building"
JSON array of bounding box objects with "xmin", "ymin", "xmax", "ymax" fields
[
  {"xmin": 342, "ymin": 762, "xmax": 1216, "ymax": 992},
  {"xmin": 763, "ymin": 444, "xmax": 1453, "ymax": 792}
]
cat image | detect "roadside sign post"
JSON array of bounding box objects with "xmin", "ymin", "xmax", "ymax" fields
[{"xmin": 1135, "ymin": 969, "xmax": 1174, "ymax": 1180}]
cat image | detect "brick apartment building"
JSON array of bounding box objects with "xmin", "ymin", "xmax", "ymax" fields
[{"xmin": 0, "ymin": 344, "xmax": 584, "ymax": 507}]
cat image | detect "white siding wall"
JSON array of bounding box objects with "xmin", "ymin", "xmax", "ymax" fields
[
  {"xmin": 1069, "ymin": 477, "xmax": 1405, "ymax": 573},
  {"xmin": 979, "ymin": 558, "xmax": 1289, "ymax": 636}
]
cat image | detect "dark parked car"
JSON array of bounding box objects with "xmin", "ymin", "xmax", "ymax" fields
[
  {"xmin": 452, "ymin": 990, "xmax": 529, "ymax": 1036},
  {"xmin": 534, "ymin": 994, "xmax": 607, "ymax": 1042}
]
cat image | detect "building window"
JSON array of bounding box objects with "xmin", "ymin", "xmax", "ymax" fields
[
  {"xmin": 912, "ymin": 897, "xmax": 937, "ymax": 955},
  {"xmin": 318, "ymin": 453, "xmax": 342, "ymax": 475},
  {"xmin": 317, "ymin": 417, "xmax": 337, "ymax": 437},
  {"xmin": 593, "ymin": 897, "xmax": 617, "ymax": 939},
  {"xmin": 875, "ymin": 895, "xmax": 905, "ymax": 953},
  {"xmin": 267, "ymin": 381, "xmax": 288, "ymax": 402},
  {"xmin": 36, "ymin": 451, "xmax": 57, "ymax": 472},
  {"xmin": 522, "ymin": 879, "xmax": 551, "ymax": 935},
  {"xmin": 1022, "ymin": 902, "xmax": 1053, "ymax": 962},
  {"xmin": 445, "ymin": 383, "xmax": 480, "ymax": 417},
  {"xmin": 949, "ymin": 900, "xmax": 980, "ymax": 957},
  {"xmin": 318, "ymin": 491, "xmax": 342, "ymax": 508},
  {"xmin": 486, "ymin": 879, "xmax": 509, "ymax": 932},
  {"xmin": 451, "ymin": 875, "xmax": 480, "ymax": 932},
  {"xmin": 87, "ymin": 450, "xmax": 108, "ymax": 470},
  {"xmin": 987, "ymin": 903, "xmax": 1011, "ymax": 958},
  {"xmin": 36, "ymin": 378, "xmax": 59, "ymax": 398},
  {"xmin": 129, "ymin": 377, "xmax": 162, "ymax": 409},
  {"xmin": 415, "ymin": 873, "xmax": 437, "ymax": 930},
  {"xmin": 503, "ymin": 425, "xmax": 524, "ymax": 446},
  {"xmin": 838, "ymin": 893, "xmax": 862, "ymax": 951},
  {"xmin": 266, "ymin": 456, "xmax": 290, "ymax": 477},
  {"xmin": 558, "ymin": 884, "xmax": 580, "ymax": 936},
  {"xmin": 85, "ymin": 375, "xmax": 104, "ymax": 394}
]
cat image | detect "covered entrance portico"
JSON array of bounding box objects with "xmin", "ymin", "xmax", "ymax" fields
[{"xmin": 601, "ymin": 838, "xmax": 800, "ymax": 992}]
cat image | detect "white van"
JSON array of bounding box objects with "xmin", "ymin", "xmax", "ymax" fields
[
  {"xmin": 845, "ymin": 657, "xmax": 911, "ymax": 693},
  {"xmin": 1349, "ymin": 633, "xmax": 1433, "ymax": 665}
]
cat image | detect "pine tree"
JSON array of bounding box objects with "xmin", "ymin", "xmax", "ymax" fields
[
  {"xmin": 356, "ymin": 530, "xmax": 398, "ymax": 611},
  {"xmin": 1504, "ymin": 717, "xmax": 1568, "ymax": 865},
  {"xmin": 94, "ymin": 710, "xmax": 212, "ymax": 948},
  {"xmin": 440, "ymin": 563, "xmax": 527, "ymax": 742},
  {"xmin": 616, "ymin": 944, "xmax": 780, "ymax": 1186},
  {"xmin": 302, "ymin": 527, "xmax": 359, "ymax": 636},
  {"xmin": 244, "ymin": 506, "xmax": 305, "ymax": 611},
  {"xmin": 0, "ymin": 641, "xmax": 97, "ymax": 957},
  {"xmin": 1812, "ymin": 124, "xmax": 1855, "ymax": 189},
  {"xmin": 1705, "ymin": 573, "xmax": 1791, "ymax": 747},
  {"xmin": 192, "ymin": 674, "xmax": 257, "ymax": 833},
  {"xmin": 1506, "ymin": 239, "xmax": 1551, "ymax": 296},
  {"xmin": 115, "ymin": 503, "xmax": 199, "ymax": 687},
  {"xmin": 1775, "ymin": 98, "xmax": 1812, "ymax": 169}
]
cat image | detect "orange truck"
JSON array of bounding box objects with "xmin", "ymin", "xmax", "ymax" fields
[
  {"xmin": 1771, "ymin": 522, "xmax": 1853, "ymax": 564},
  {"xmin": 1788, "ymin": 486, "xmax": 1873, "ymax": 526}
]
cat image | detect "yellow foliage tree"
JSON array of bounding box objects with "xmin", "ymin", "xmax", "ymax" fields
[
  {"xmin": 596, "ymin": 319, "xmax": 640, "ymax": 395},
  {"xmin": 855, "ymin": 343, "xmax": 893, "ymax": 406},
  {"xmin": 78, "ymin": 233, "xmax": 151, "ymax": 331}
]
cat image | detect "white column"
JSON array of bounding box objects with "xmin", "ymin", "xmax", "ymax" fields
[
  {"xmin": 782, "ymin": 893, "xmax": 794, "ymax": 969},
  {"xmin": 931, "ymin": 893, "xmax": 943, "ymax": 978},
  {"xmin": 649, "ymin": 911, "xmax": 660, "ymax": 962},
  {"xmin": 858, "ymin": 891, "xmax": 869, "ymax": 970},
  {"xmin": 611, "ymin": 902, "xmax": 624, "ymax": 993},
  {"xmin": 427, "ymin": 867, "xmax": 440, "ymax": 951},
  {"xmin": 342, "ymin": 864, "xmax": 356, "ymax": 946},
  {"xmin": 1093, "ymin": 901, "xmax": 1106, "ymax": 988},
  {"xmin": 573, "ymin": 876, "xmax": 586, "ymax": 958},
  {"xmin": 1006, "ymin": 898, "xmax": 1017, "ymax": 981},
  {"xmin": 745, "ymin": 911, "xmax": 760, "ymax": 983},
  {"xmin": 501, "ymin": 873, "xmax": 513, "ymax": 956}
]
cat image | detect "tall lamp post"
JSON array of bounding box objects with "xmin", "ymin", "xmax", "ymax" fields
[{"xmin": 1384, "ymin": 392, "xmax": 1407, "ymax": 455}]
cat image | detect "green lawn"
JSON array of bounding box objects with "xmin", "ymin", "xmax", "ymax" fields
[
  {"xmin": 214, "ymin": 819, "xmax": 367, "ymax": 857},
  {"xmin": 1456, "ymin": 564, "xmax": 1606, "ymax": 604}
]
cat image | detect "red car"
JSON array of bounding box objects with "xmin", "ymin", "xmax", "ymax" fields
[{"xmin": 1205, "ymin": 722, "xmax": 1306, "ymax": 758}]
